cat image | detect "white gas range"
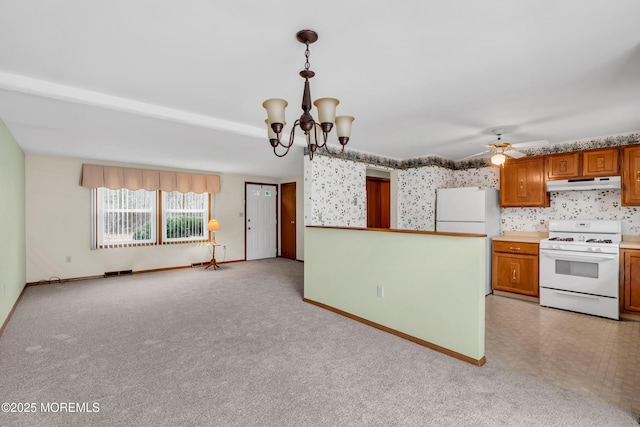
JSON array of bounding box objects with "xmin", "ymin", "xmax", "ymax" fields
[{"xmin": 539, "ymin": 220, "xmax": 621, "ymax": 320}]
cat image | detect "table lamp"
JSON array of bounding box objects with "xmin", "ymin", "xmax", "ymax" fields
[
  {"xmin": 206, "ymin": 219, "xmax": 221, "ymax": 270},
  {"xmin": 207, "ymin": 219, "xmax": 220, "ymax": 244}
]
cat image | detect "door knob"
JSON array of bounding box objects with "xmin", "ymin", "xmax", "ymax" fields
[{"xmin": 291, "ymin": 221, "xmax": 295, "ymax": 224}]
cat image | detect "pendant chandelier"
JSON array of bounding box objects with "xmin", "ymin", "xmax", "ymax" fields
[{"xmin": 262, "ymin": 29, "xmax": 354, "ymax": 160}]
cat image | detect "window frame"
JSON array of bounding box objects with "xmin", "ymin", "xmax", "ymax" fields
[
  {"xmin": 160, "ymin": 191, "xmax": 210, "ymax": 244},
  {"xmin": 92, "ymin": 188, "xmax": 211, "ymax": 249}
]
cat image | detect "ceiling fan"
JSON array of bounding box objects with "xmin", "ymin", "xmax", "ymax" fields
[{"xmin": 464, "ymin": 128, "xmax": 548, "ymax": 165}]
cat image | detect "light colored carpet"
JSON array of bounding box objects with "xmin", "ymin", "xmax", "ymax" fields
[{"xmin": 0, "ymin": 258, "xmax": 636, "ymax": 426}]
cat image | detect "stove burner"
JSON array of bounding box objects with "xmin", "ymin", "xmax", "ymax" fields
[
  {"xmin": 586, "ymin": 239, "xmax": 613, "ymax": 244},
  {"xmin": 548, "ymin": 237, "xmax": 574, "ymax": 241}
]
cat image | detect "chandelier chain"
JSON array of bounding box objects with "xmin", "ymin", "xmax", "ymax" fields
[{"xmin": 304, "ymin": 42, "xmax": 310, "ymax": 71}]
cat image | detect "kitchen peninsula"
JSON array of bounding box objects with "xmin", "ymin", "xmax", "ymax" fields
[{"xmin": 304, "ymin": 226, "xmax": 487, "ymax": 365}]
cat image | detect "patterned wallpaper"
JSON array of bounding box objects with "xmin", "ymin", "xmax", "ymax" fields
[
  {"xmin": 305, "ymin": 133, "xmax": 640, "ymax": 235},
  {"xmin": 304, "ymin": 155, "xmax": 367, "ymax": 227},
  {"xmin": 501, "ymin": 190, "xmax": 640, "ymax": 235},
  {"xmin": 397, "ymin": 166, "xmax": 452, "ymax": 231}
]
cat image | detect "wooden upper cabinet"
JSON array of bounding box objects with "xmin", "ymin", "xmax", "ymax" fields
[
  {"xmin": 547, "ymin": 153, "xmax": 580, "ymax": 179},
  {"xmin": 546, "ymin": 148, "xmax": 618, "ymax": 180},
  {"xmin": 500, "ymin": 157, "xmax": 549, "ymax": 208},
  {"xmin": 622, "ymin": 145, "xmax": 640, "ymax": 206},
  {"xmin": 582, "ymin": 148, "xmax": 619, "ymax": 177}
]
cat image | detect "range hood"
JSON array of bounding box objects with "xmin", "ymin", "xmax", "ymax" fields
[{"xmin": 546, "ymin": 176, "xmax": 621, "ymax": 192}]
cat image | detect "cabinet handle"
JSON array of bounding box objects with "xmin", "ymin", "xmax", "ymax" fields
[
  {"xmin": 636, "ymin": 171, "xmax": 640, "ymax": 182},
  {"xmin": 519, "ymin": 179, "xmax": 524, "ymax": 189},
  {"xmin": 512, "ymin": 269, "xmax": 517, "ymax": 280},
  {"xmin": 509, "ymin": 247, "xmax": 520, "ymax": 251}
]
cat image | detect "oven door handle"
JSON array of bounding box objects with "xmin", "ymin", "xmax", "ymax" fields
[
  {"xmin": 552, "ymin": 290, "xmax": 599, "ymax": 300},
  {"xmin": 540, "ymin": 251, "xmax": 617, "ymax": 262}
]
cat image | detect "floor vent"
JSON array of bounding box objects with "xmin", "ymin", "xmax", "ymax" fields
[
  {"xmin": 191, "ymin": 262, "xmax": 207, "ymax": 267},
  {"xmin": 104, "ymin": 270, "xmax": 133, "ymax": 277}
]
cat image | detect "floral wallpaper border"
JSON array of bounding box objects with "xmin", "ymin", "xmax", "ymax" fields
[
  {"xmin": 305, "ymin": 132, "xmax": 640, "ymax": 234},
  {"xmin": 306, "ymin": 132, "xmax": 640, "ymax": 171}
]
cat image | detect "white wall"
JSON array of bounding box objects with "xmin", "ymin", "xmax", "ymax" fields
[
  {"xmin": 25, "ymin": 154, "xmax": 303, "ymax": 282},
  {"xmin": 0, "ymin": 120, "xmax": 26, "ymax": 328}
]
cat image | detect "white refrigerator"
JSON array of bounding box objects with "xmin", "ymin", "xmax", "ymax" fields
[{"xmin": 435, "ymin": 187, "xmax": 500, "ymax": 295}]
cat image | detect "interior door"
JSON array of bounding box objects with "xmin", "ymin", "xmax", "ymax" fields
[
  {"xmin": 246, "ymin": 183, "xmax": 277, "ymax": 260},
  {"xmin": 366, "ymin": 177, "xmax": 390, "ymax": 228},
  {"xmin": 280, "ymin": 182, "xmax": 296, "ymax": 260}
]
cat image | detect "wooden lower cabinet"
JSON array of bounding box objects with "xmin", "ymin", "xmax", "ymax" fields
[
  {"xmin": 492, "ymin": 241, "xmax": 539, "ymax": 297},
  {"xmin": 621, "ymin": 249, "xmax": 640, "ymax": 315}
]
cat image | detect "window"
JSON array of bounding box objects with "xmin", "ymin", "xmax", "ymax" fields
[
  {"xmin": 93, "ymin": 188, "xmax": 209, "ymax": 248},
  {"xmin": 96, "ymin": 188, "xmax": 157, "ymax": 247},
  {"xmin": 162, "ymin": 191, "xmax": 208, "ymax": 243}
]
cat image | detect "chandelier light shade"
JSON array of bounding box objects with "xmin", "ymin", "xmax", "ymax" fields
[
  {"xmin": 262, "ymin": 29, "xmax": 354, "ymax": 160},
  {"xmin": 335, "ymin": 116, "xmax": 355, "ymax": 141}
]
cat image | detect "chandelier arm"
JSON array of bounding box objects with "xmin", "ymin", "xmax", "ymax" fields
[
  {"xmin": 284, "ymin": 120, "xmax": 301, "ymax": 149},
  {"xmin": 315, "ymin": 125, "xmax": 330, "ymax": 150},
  {"xmin": 262, "ymin": 30, "xmax": 352, "ymax": 160},
  {"xmin": 272, "ymin": 145, "xmax": 291, "ymax": 158}
]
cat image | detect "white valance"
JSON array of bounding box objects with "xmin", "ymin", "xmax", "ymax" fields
[{"xmin": 80, "ymin": 164, "xmax": 220, "ymax": 194}]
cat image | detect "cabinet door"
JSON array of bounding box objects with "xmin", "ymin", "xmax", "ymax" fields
[
  {"xmin": 500, "ymin": 157, "xmax": 549, "ymax": 207},
  {"xmin": 623, "ymin": 250, "xmax": 640, "ymax": 313},
  {"xmin": 547, "ymin": 153, "xmax": 580, "ymax": 179},
  {"xmin": 622, "ymin": 146, "xmax": 640, "ymax": 206},
  {"xmin": 582, "ymin": 148, "xmax": 619, "ymax": 177},
  {"xmin": 492, "ymin": 252, "xmax": 539, "ymax": 297}
]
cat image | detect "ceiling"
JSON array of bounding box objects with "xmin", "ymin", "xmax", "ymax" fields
[{"xmin": 1, "ymin": 1, "xmax": 639, "ymax": 178}]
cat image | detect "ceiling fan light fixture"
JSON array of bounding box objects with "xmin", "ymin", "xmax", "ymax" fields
[{"xmin": 491, "ymin": 152, "xmax": 506, "ymax": 166}]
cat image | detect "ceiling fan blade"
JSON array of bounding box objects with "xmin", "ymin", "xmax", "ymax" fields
[
  {"xmin": 460, "ymin": 148, "xmax": 493, "ymax": 160},
  {"xmin": 511, "ymin": 139, "xmax": 549, "ymax": 149},
  {"xmin": 505, "ymin": 149, "xmax": 526, "ymax": 159}
]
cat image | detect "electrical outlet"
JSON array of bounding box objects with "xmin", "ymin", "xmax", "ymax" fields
[
  {"xmin": 66, "ymin": 256, "xmax": 72, "ymax": 263},
  {"xmin": 377, "ymin": 285, "xmax": 384, "ymax": 298}
]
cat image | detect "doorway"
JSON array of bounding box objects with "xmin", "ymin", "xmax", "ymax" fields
[
  {"xmin": 280, "ymin": 182, "xmax": 296, "ymax": 260},
  {"xmin": 245, "ymin": 183, "xmax": 277, "ymax": 260},
  {"xmin": 366, "ymin": 176, "xmax": 390, "ymax": 228}
]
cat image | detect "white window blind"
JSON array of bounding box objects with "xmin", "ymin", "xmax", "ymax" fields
[
  {"xmin": 94, "ymin": 188, "xmax": 157, "ymax": 248},
  {"xmin": 161, "ymin": 191, "xmax": 209, "ymax": 243}
]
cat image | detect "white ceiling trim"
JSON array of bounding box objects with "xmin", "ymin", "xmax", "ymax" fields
[{"xmin": 0, "ymin": 71, "xmax": 265, "ymax": 139}]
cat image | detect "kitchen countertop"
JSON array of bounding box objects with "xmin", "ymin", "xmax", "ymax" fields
[
  {"xmin": 492, "ymin": 233, "xmax": 640, "ymax": 249},
  {"xmin": 621, "ymin": 236, "xmax": 640, "ymax": 250},
  {"xmin": 492, "ymin": 231, "xmax": 548, "ymax": 244}
]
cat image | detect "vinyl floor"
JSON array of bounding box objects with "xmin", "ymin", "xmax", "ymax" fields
[{"xmin": 485, "ymin": 294, "xmax": 640, "ymax": 416}]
